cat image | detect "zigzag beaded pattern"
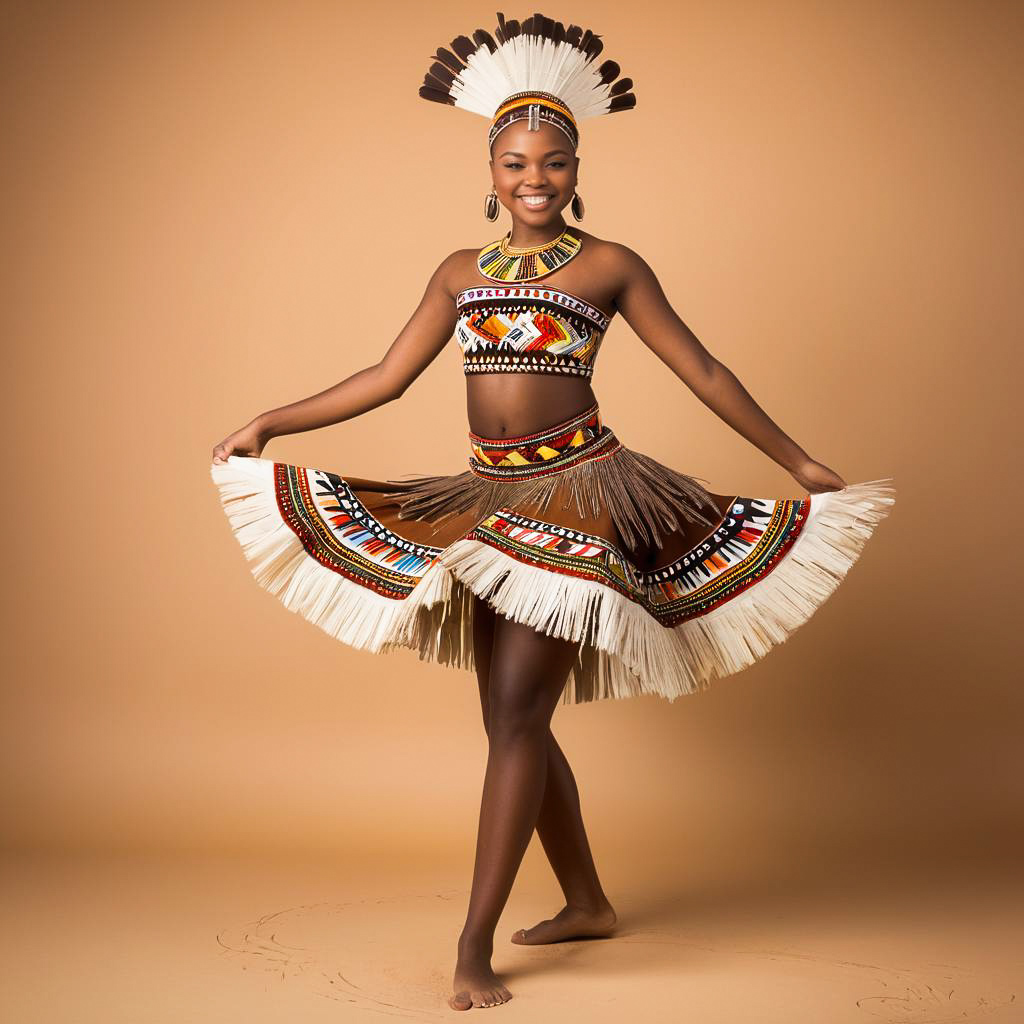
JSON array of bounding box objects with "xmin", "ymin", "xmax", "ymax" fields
[
  {"xmin": 454, "ymin": 285, "xmax": 612, "ymax": 378},
  {"xmin": 466, "ymin": 495, "xmax": 811, "ymax": 629},
  {"xmin": 469, "ymin": 405, "xmax": 621, "ymax": 480},
  {"xmin": 268, "ymin": 459, "xmax": 814, "ymax": 629}
]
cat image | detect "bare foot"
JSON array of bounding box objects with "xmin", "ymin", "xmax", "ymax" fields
[
  {"xmin": 448, "ymin": 957, "xmax": 513, "ymax": 1011},
  {"xmin": 510, "ymin": 902, "xmax": 617, "ymax": 945}
]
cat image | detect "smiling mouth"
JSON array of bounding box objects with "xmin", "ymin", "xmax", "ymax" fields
[{"xmin": 517, "ymin": 194, "xmax": 554, "ymax": 208}]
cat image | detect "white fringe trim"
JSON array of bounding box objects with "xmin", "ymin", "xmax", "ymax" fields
[
  {"xmin": 440, "ymin": 479, "xmax": 896, "ymax": 703},
  {"xmin": 210, "ymin": 456, "xmax": 895, "ymax": 705},
  {"xmin": 208, "ymin": 456, "xmax": 473, "ymax": 668}
]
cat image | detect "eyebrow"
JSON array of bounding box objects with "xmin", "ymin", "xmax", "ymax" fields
[{"xmin": 497, "ymin": 149, "xmax": 571, "ymax": 158}]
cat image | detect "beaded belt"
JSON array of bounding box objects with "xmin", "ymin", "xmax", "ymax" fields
[{"xmin": 468, "ymin": 402, "xmax": 622, "ymax": 482}]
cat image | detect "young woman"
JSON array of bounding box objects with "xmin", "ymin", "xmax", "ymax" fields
[{"xmin": 210, "ymin": 12, "xmax": 895, "ymax": 1012}]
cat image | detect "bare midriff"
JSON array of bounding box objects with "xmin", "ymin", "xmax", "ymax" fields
[{"xmin": 465, "ymin": 374, "xmax": 598, "ymax": 439}]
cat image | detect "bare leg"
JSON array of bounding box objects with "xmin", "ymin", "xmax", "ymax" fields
[
  {"xmin": 449, "ymin": 605, "xmax": 579, "ymax": 1011},
  {"xmin": 472, "ymin": 602, "xmax": 617, "ymax": 948},
  {"xmin": 509, "ymin": 732, "xmax": 617, "ymax": 945}
]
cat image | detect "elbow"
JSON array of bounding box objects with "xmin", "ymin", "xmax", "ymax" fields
[
  {"xmin": 373, "ymin": 363, "xmax": 411, "ymax": 404},
  {"xmin": 686, "ymin": 354, "xmax": 721, "ymax": 397}
]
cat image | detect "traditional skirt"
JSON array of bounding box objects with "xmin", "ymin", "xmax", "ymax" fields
[{"xmin": 209, "ymin": 402, "xmax": 895, "ymax": 704}]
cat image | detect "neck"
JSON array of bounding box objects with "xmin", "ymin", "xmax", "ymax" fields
[{"xmin": 507, "ymin": 218, "xmax": 568, "ymax": 248}]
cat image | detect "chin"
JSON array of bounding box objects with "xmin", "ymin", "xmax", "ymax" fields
[{"xmin": 524, "ymin": 206, "xmax": 567, "ymax": 221}]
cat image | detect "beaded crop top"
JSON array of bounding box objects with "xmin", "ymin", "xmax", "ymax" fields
[{"xmin": 454, "ymin": 284, "xmax": 612, "ymax": 379}]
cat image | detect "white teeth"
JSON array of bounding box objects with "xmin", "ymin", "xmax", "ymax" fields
[{"xmin": 520, "ymin": 195, "xmax": 552, "ymax": 206}]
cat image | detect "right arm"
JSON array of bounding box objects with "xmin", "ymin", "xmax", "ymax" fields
[{"xmin": 211, "ymin": 251, "xmax": 463, "ymax": 463}]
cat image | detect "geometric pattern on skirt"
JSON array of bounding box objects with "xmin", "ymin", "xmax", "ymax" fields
[{"xmin": 210, "ymin": 405, "xmax": 896, "ymax": 705}]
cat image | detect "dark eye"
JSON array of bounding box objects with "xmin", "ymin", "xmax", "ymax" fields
[{"xmin": 502, "ymin": 161, "xmax": 566, "ymax": 169}]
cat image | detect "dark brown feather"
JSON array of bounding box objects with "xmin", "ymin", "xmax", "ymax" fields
[
  {"xmin": 472, "ymin": 28, "xmax": 497, "ymax": 52},
  {"xmin": 434, "ymin": 47, "xmax": 464, "ymax": 74},
  {"xmin": 418, "ymin": 12, "xmax": 638, "ymax": 115},
  {"xmin": 428, "ymin": 61, "xmax": 456, "ymax": 87},
  {"xmin": 451, "ymin": 34, "xmax": 476, "ymax": 61},
  {"xmin": 422, "ymin": 72, "xmax": 452, "ymax": 94},
  {"xmin": 419, "ymin": 85, "xmax": 456, "ymax": 105}
]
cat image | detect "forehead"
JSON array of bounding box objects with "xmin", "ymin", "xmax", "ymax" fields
[{"xmin": 490, "ymin": 119, "xmax": 576, "ymax": 157}]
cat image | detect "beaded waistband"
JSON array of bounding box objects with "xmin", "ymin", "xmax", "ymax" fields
[{"xmin": 468, "ymin": 403, "xmax": 622, "ymax": 481}]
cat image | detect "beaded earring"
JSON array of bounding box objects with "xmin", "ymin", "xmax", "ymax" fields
[{"xmin": 484, "ymin": 189, "xmax": 499, "ymax": 221}]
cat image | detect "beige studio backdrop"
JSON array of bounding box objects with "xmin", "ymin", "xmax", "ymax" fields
[{"xmin": 2, "ymin": 0, "xmax": 1020, "ymax": 878}]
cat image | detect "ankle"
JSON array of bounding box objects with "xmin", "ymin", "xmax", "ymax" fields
[
  {"xmin": 457, "ymin": 931, "xmax": 494, "ymax": 962},
  {"xmin": 566, "ymin": 895, "xmax": 615, "ymax": 916}
]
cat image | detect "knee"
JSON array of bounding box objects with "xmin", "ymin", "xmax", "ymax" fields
[{"xmin": 486, "ymin": 682, "xmax": 551, "ymax": 743}]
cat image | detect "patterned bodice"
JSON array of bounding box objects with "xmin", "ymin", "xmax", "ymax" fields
[{"xmin": 454, "ymin": 284, "xmax": 612, "ymax": 378}]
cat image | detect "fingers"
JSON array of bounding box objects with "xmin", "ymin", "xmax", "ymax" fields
[{"xmin": 211, "ymin": 442, "xmax": 231, "ymax": 465}]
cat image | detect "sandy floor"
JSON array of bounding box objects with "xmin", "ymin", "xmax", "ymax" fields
[{"xmin": 1, "ymin": 849, "xmax": 1020, "ymax": 1023}]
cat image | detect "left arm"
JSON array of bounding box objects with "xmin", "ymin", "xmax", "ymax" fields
[{"xmin": 612, "ymin": 245, "xmax": 845, "ymax": 493}]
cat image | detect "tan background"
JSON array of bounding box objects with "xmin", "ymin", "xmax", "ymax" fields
[{"xmin": 2, "ymin": 1, "xmax": 1022, "ymax": 1020}]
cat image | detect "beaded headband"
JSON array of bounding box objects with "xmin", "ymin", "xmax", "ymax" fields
[
  {"xmin": 489, "ymin": 90, "xmax": 578, "ymax": 150},
  {"xmin": 419, "ymin": 11, "xmax": 637, "ymax": 152}
]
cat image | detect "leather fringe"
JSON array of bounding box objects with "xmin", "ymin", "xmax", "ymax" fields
[{"xmin": 384, "ymin": 444, "xmax": 721, "ymax": 550}]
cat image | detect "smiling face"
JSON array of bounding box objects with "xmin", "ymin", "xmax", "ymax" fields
[{"xmin": 489, "ymin": 120, "xmax": 579, "ymax": 228}]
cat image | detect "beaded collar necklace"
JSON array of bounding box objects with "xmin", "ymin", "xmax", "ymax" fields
[{"xmin": 477, "ymin": 227, "xmax": 582, "ymax": 283}]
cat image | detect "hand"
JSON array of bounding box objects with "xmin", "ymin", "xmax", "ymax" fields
[
  {"xmin": 789, "ymin": 457, "xmax": 846, "ymax": 494},
  {"xmin": 211, "ymin": 419, "xmax": 269, "ymax": 464}
]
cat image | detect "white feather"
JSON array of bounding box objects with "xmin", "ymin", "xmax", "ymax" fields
[{"xmin": 450, "ymin": 35, "xmax": 617, "ymax": 121}]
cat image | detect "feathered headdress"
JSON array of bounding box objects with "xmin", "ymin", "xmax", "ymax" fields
[{"xmin": 419, "ymin": 11, "xmax": 636, "ymax": 150}]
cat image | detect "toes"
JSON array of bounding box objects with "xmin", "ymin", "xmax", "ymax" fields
[
  {"xmin": 450, "ymin": 981, "xmax": 512, "ymax": 1009},
  {"xmin": 476, "ymin": 988, "xmax": 507, "ymax": 1008},
  {"xmin": 449, "ymin": 990, "xmax": 473, "ymax": 1011}
]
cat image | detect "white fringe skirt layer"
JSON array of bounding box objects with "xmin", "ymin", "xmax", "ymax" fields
[{"xmin": 209, "ymin": 452, "xmax": 896, "ymax": 705}]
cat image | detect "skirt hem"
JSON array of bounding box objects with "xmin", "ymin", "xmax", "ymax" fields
[{"xmin": 209, "ymin": 456, "xmax": 896, "ymax": 705}]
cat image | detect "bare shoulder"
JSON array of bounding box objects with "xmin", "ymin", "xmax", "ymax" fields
[
  {"xmin": 429, "ymin": 247, "xmax": 479, "ymax": 299},
  {"xmin": 575, "ymin": 230, "xmax": 651, "ymax": 289}
]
